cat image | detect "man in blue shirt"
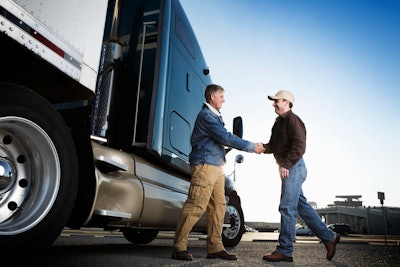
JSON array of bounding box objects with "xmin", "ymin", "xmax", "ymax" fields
[{"xmin": 172, "ymin": 84, "xmax": 265, "ymax": 261}]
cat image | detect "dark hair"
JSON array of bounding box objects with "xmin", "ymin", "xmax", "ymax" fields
[{"xmin": 205, "ymin": 84, "xmax": 224, "ymax": 102}]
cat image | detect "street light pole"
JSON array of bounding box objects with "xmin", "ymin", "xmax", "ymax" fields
[{"xmin": 377, "ymin": 191, "xmax": 387, "ymax": 245}]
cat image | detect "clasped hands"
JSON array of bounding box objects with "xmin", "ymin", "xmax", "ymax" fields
[{"xmin": 254, "ymin": 143, "xmax": 265, "ymax": 154}]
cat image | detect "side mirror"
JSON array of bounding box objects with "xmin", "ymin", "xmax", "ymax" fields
[
  {"xmin": 235, "ymin": 154, "xmax": 244, "ymax": 164},
  {"xmin": 233, "ymin": 116, "xmax": 243, "ymax": 138},
  {"xmin": 225, "ymin": 116, "xmax": 244, "ymax": 155}
]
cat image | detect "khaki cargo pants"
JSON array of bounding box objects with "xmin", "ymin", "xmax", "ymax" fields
[{"xmin": 173, "ymin": 164, "xmax": 226, "ymax": 254}]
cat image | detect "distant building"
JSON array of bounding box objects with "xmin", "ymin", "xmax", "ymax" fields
[
  {"xmin": 309, "ymin": 201, "xmax": 318, "ymax": 209},
  {"xmin": 328, "ymin": 195, "xmax": 363, "ymax": 207},
  {"xmin": 316, "ymin": 195, "xmax": 400, "ymax": 235}
]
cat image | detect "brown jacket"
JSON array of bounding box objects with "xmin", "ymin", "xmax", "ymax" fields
[{"xmin": 263, "ymin": 110, "xmax": 306, "ymax": 169}]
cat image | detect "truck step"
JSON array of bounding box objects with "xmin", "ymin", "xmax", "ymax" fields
[{"xmin": 93, "ymin": 209, "xmax": 132, "ymax": 219}]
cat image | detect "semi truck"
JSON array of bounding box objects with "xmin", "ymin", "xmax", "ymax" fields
[{"xmin": 0, "ymin": 0, "xmax": 246, "ymax": 249}]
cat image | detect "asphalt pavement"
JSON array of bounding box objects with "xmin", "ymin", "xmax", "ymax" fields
[{"xmin": 8, "ymin": 229, "xmax": 400, "ymax": 267}]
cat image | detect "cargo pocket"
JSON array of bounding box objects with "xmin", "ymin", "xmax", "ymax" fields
[{"xmin": 187, "ymin": 168, "xmax": 208, "ymax": 204}]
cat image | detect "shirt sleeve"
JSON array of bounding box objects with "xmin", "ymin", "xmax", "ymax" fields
[
  {"xmin": 281, "ymin": 115, "xmax": 306, "ymax": 169},
  {"xmin": 204, "ymin": 112, "xmax": 256, "ymax": 153},
  {"xmin": 263, "ymin": 139, "xmax": 273, "ymax": 154}
]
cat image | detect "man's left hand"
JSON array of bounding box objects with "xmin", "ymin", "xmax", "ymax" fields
[{"xmin": 280, "ymin": 167, "xmax": 289, "ymax": 179}]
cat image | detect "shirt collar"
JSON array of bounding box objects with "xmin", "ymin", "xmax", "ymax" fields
[
  {"xmin": 204, "ymin": 102, "xmax": 221, "ymax": 117},
  {"xmin": 279, "ymin": 109, "xmax": 292, "ymax": 119}
]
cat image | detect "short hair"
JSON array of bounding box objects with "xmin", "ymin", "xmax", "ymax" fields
[{"xmin": 205, "ymin": 84, "xmax": 224, "ymax": 102}]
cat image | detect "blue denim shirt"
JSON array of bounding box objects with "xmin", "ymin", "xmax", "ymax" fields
[{"xmin": 189, "ymin": 104, "xmax": 255, "ymax": 166}]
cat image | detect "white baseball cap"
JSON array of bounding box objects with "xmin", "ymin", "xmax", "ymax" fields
[{"xmin": 268, "ymin": 90, "xmax": 295, "ymax": 103}]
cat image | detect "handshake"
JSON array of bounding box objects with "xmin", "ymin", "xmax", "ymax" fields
[{"xmin": 254, "ymin": 142, "xmax": 265, "ymax": 154}]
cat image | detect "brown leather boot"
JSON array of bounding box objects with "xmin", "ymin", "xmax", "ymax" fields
[
  {"xmin": 263, "ymin": 251, "xmax": 293, "ymax": 262},
  {"xmin": 207, "ymin": 250, "xmax": 237, "ymax": 260},
  {"xmin": 171, "ymin": 250, "xmax": 193, "ymax": 261},
  {"xmin": 325, "ymin": 233, "xmax": 341, "ymax": 260}
]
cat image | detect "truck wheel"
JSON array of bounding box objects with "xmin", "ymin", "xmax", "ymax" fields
[
  {"xmin": 222, "ymin": 193, "xmax": 245, "ymax": 247},
  {"xmin": 0, "ymin": 83, "xmax": 79, "ymax": 249},
  {"xmin": 122, "ymin": 228, "xmax": 159, "ymax": 244}
]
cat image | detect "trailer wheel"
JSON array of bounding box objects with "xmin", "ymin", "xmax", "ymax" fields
[
  {"xmin": 122, "ymin": 228, "xmax": 159, "ymax": 244},
  {"xmin": 0, "ymin": 83, "xmax": 79, "ymax": 249},
  {"xmin": 222, "ymin": 193, "xmax": 245, "ymax": 247}
]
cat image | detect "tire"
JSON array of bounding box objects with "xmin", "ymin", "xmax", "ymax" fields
[
  {"xmin": 0, "ymin": 83, "xmax": 79, "ymax": 249},
  {"xmin": 222, "ymin": 193, "xmax": 245, "ymax": 247},
  {"xmin": 122, "ymin": 228, "xmax": 159, "ymax": 244}
]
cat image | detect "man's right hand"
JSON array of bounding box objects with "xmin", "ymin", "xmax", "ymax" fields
[{"xmin": 255, "ymin": 143, "xmax": 265, "ymax": 154}]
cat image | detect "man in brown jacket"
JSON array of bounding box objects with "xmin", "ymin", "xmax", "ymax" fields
[{"xmin": 262, "ymin": 90, "xmax": 340, "ymax": 262}]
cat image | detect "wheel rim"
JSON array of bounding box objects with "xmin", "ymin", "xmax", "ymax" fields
[
  {"xmin": 0, "ymin": 116, "xmax": 60, "ymax": 234},
  {"xmin": 223, "ymin": 204, "xmax": 241, "ymax": 239}
]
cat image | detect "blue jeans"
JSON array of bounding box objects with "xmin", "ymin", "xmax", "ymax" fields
[{"xmin": 276, "ymin": 158, "xmax": 336, "ymax": 257}]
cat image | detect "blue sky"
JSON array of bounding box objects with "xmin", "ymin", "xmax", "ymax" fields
[{"xmin": 180, "ymin": 0, "xmax": 400, "ymax": 222}]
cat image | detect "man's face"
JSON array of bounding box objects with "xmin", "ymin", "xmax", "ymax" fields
[
  {"xmin": 272, "ymin": 99, "xmax": 289, "ymax": 115},
  {"xmin": 210, "ymin": 90, "xmax": 225, "ymax": 110}
]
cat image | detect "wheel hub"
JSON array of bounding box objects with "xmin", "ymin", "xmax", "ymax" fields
[
  {"xmin": 0, "ymin": 157, "xmax": 16, "ymax": 194},
  {"xmin": 0, "ymin": 116, "xmax": 60, "ymax": 232}
]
